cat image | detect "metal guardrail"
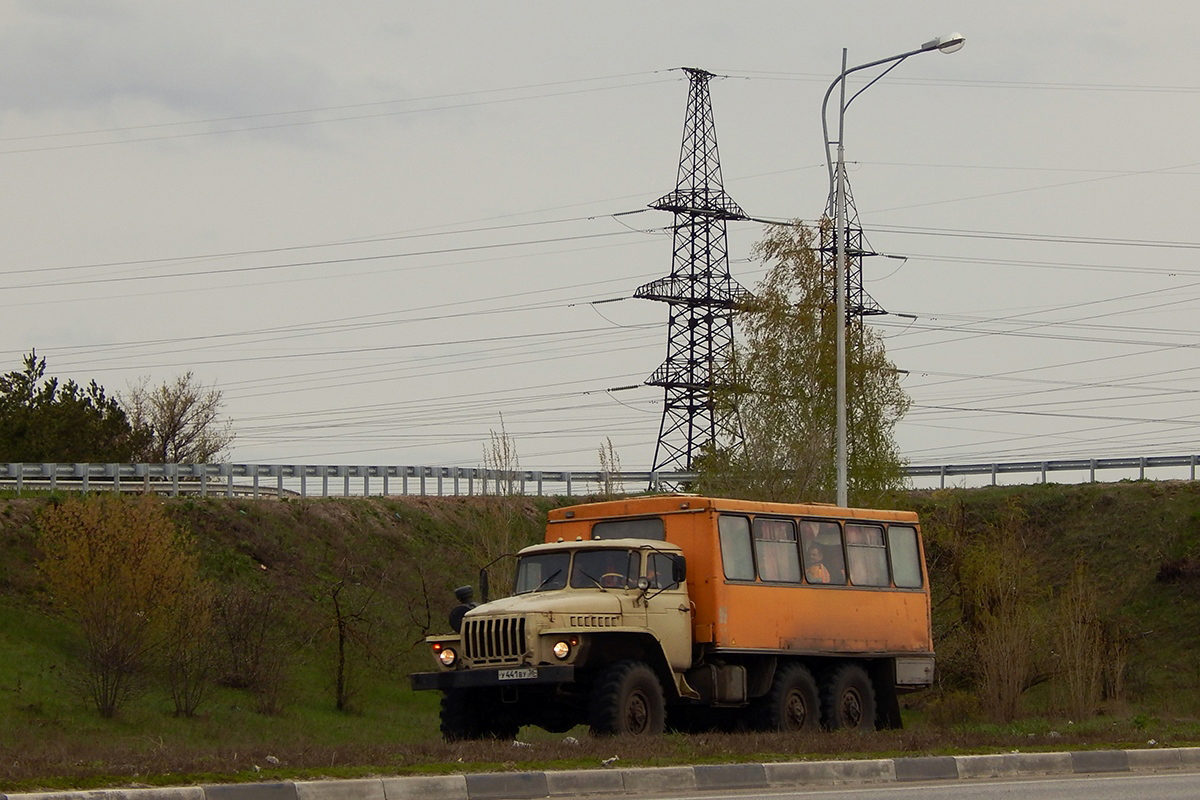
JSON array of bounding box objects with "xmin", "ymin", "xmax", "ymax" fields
[
  {"xmin": 2, "ymin": 455, "xmax": 1197, "ymax": 498},
  {"xmin": 908, "ymin": 454, "xmax": 1200, "ymax": 488},
  {"xmin": 0, "ymin": 462, "xmax": 692, "ymax": 499}
]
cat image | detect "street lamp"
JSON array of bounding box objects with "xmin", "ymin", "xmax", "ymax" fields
[{"xmin": 821, "ymin": 33, "xmax": 965, "ymax": 508}]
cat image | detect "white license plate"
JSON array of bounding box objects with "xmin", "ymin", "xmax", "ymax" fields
[{"xmin": 498, "ymin": 667, "xmax": 538, "ymax": 681}]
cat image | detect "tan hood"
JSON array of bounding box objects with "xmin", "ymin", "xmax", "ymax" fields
[{"xmin": 467, "ymin": 589, "xmax": 629, "ymax": 620}]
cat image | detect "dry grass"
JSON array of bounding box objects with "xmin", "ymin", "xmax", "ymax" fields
[{"xmin": 4, "ymin": 722, "xmax": 1197, "ymax": 793}]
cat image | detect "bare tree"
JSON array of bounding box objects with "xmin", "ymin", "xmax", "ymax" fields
[
  {"xmin": 961, "ymin": 501, "xmax": 1045, "ymax": 723},
  {"xmin": 123, "ymin": 372, "xmax": 234, "ymax": 463},
  {"xmin": 162, "ymin": 574, "xmax": 215, "ymax": 717},
  {"xmin": 694, "ymin": 222, "xmax": 909, "ymax": 505},
  {"xmin": 213, "ymin": 584, "xmax": 292, "ymax": 715},
  {"xmin": 313, "ymin": 558, "xmax": 388, "ymax": 712},
  {"xmin": 1053, "ymin": 564, "xmax": 1105, "ymax": 720},
  {"xmin": 483, "ymin": 414, "xmax": 521, "ymax": 495},
  {"xmin": 597, "ymin": 437, "xmax": 624, "ymax": 496}
]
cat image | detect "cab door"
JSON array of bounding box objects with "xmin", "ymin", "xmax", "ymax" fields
[{"xmin": 642, "ymin": 551, "xmax": 692, "ymax": 671}]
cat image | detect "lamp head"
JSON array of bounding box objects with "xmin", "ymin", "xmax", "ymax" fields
[{"xmin": 923, "ymin": 33, "xmax": 966, "ymax": 54}]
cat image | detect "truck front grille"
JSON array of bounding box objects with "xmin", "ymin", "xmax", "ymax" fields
[{"xmin": 463, "ymin": 616, "xmax": 527, "ymax": 664}]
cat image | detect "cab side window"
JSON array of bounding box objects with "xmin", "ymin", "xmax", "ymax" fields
[
  {"xmin": 718, "ymin": 514, "xmax": 755, "ymax": 581},
  {"xmin": 646, "ymin": 552, "xmax": 680, "ymax": 590}
]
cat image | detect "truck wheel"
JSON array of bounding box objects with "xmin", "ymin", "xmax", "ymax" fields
[
  {"xmin": 588, "ymin": 660, "xmax": 666, "ymax": 736},
  {"xmin": 752, "ymin": 662, "xmax": 820, "ymax": 732},
  {"xmin": 440, "ymin": 689, "xmax": 520, "ymax": 741},
  {"xmin": 821, "ymin": 663, "xmax": 877, "ymax": 732}
]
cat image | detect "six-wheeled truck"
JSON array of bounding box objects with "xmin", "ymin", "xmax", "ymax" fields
[{"xmin": 410, "ymin": 495, "xmax": 934, "ymax": 738}]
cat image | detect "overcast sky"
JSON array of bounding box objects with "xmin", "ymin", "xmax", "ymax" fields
[{"xmin": 4, "ymin": 1, "xmax": 1200, "ymax": 482}]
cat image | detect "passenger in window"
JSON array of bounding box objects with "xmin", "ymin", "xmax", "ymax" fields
[{"xmin": 805, "ymin": 545, "xmax": 831, "ymax": 584}]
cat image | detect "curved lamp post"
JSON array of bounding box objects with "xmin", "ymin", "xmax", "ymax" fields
[{"xmin": 821, "ymin": 34, "xmax": 965, "ymax": 508}]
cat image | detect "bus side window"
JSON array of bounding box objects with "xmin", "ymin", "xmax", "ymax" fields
[
  {"xmin": 593, "ymin": 517, "xmax": 666, "ymax": 540},
  {"xmin": 800, "ymin": 520, "xmax": 846, "ymax": 585},
  {"xmin": 718, "ymin": 515, "xmax": 755, "ymax": 581},
  {"xmin": 888, "ymin": 525, "xmax": 924, "ymax": 588},
  {"xmin": 846, "ymin": 524, "xmax": 889, "ymax": 586},
  {"xmin": 753, "ymin": 517, "xmax": 801, "ymax": 583}
]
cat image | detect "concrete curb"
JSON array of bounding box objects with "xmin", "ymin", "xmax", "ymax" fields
[{"xmin": 5, "ymin": 747, "xmax": 1199, "ymax": 800}]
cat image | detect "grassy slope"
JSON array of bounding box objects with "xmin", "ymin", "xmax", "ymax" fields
[
  {"xmin": 897, "ymin": 481, "xmax": 1200, "ymax": 710},
  {"xmin": 0, "ymin": 494, "xmax": 558, "ymax": 788},
  {"xmin": 2, "ymin": 483, "xmax": 1200, "ymax": 789}
]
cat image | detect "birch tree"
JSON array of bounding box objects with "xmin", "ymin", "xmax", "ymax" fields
[{"xmin": 695, "ymin": 221, "xmax": 909, "ymax": 505}]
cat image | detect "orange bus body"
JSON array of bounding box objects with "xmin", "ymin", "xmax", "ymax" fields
[{"xmin": 545, "ymin": 495, "xmax": 933, "ymax": 660}]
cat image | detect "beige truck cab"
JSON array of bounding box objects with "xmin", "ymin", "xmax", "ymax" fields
[{"xmin": 410, "ymin": 537, "xmax": 690, "ymax": 738}]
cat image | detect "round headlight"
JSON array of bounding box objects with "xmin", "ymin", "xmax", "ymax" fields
[
  {"xmin": 438, "ymin": 647, "xmax": 458, "ymax": 667},
  {"xmin": 552, "ymin": 640, "xmax": 571, "ymax": 660}
]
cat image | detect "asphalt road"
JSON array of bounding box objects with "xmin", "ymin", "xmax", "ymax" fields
[
  {"xmin": 5, "ymin": 749, "xmax": 1200, "ymax": 800},
  {"xmin": 605, "ymin": 771, "xmax": 1200, "ymax": 800}
]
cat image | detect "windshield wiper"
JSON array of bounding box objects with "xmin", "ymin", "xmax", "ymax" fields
[
  {"xmin": 576, "ymin": 569, "xmax": 607, "ymax": 592},
  {"xmin": 533, "ymin": 569, "xmax": 563, "ymax": 593}
]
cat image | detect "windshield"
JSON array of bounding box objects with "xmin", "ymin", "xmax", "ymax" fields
[
  {"xmin": 571, "ymin": 549, "xmax": 639, "ymax": 590},
  {"xmin": 513, "ymin": 548, "xmax": 640, "ymax": 593},
  {"xmin": 513, "ymin": 552, "xmax": 569, "ymax": 594}
]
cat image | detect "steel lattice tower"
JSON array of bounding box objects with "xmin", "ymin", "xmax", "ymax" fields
[
  {"xmin": 821, "ymin": 175, "xmax": 886, "ymax": 324},
  {"xmin": 636, "ymin": 68, "xmax": 749, "ymax": 487},
  {"xmin": 821, "ymin": 172, "xmax": 887, "ymax": 464}
]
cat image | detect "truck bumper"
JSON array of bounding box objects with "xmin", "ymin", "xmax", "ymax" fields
[
  {"xmin": 410, "ymin": 664, "xmax": 575, "ymax": 692},
  {"xmin": 894, "ymin": 655, "xmax": 935, "ymax": 687}
]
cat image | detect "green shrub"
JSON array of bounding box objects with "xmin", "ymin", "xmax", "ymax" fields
[{"xmin": 37, "ymin": 494, "xmax": 210, "ymax": 718}]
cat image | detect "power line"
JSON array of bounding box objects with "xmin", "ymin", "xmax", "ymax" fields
[
  {"xmin": 0, "ymin": 72, "xmax": 668, "ymax": 144},
  {"xmin": 0, "ymin": 212, "xmax": 635, "ymax": 278},
  {"xmin": 904, "ymin": 251, "xmax": 1200, "ymax": 278},
  {"xmin": 871, "ymin": 223, "xmax": 1200, "ymax": 251},
  {"xmin": 1, "ymin": 75, "xmax": 679, "ymax": 156},
  {"xmin": 869, "ymin": 161, "xmax": 1200, "ymax": 214},
  {"xmin": 864, "ymin": 159, "xmax": 1200, "ymax": 177},
  {"xmin": 1, "ymin": 230, "xmax": 652, "ymax": 293},
  {"xmin": 61, "ymin": 323, "xmax": 659, "ymax": 372},
  {"xmin": 721, "ymin": 70, "xmax": 1200, "ymax": 95}
]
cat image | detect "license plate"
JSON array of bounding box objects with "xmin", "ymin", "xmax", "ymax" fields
[{"xmin": 498, "ymin": 667, "xmax": 538, "ymax": 681}]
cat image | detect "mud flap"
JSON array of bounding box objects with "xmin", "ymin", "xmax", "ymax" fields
[{"xmin": 868, "ymin": 660, "xmax": 904, "ymax": 729}]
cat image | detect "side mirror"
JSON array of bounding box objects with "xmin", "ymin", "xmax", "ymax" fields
[
  {"xmin": 449, "ymin": 586, "xmax": 476, "ymax": 634},
  {"xmin": 672, "ymin": 555, "xmax": 687, "ymax": 584},
  {"xmin": 476, "ymin": 552, "xmax": 517, "ymax": 605}
]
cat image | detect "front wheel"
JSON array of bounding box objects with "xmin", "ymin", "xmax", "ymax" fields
[
  {"xmin": 588, "ymin": 660, "xmax": 666, "ymax": 736},
  {"xmin": 440, "ymin": 689, "xmax": 520, "ymax": 741},
  {"xmin": 821, "ymin": 663, "xmax": 877, "ymax": 732}
]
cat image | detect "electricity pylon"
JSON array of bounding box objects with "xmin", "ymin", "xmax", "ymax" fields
[
  {"xmin": 821, "ymin": 171, "xmax": 888, "ymax": 471},
  {"xmin": 821, "ymin": 175, "xmax": 887, "ymax": 324},
  {"xmin": 636, "ymin": 67, "xmax": 749, "ymax": 490}
]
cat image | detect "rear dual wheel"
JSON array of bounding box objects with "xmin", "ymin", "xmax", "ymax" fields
[
  {"xmin": 821, "ymin": 663, "xmax": 877, "ymax": 732},
  {"xmin": 752, "ymin": 662, "xmax": 820, "ymax": 732}
]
